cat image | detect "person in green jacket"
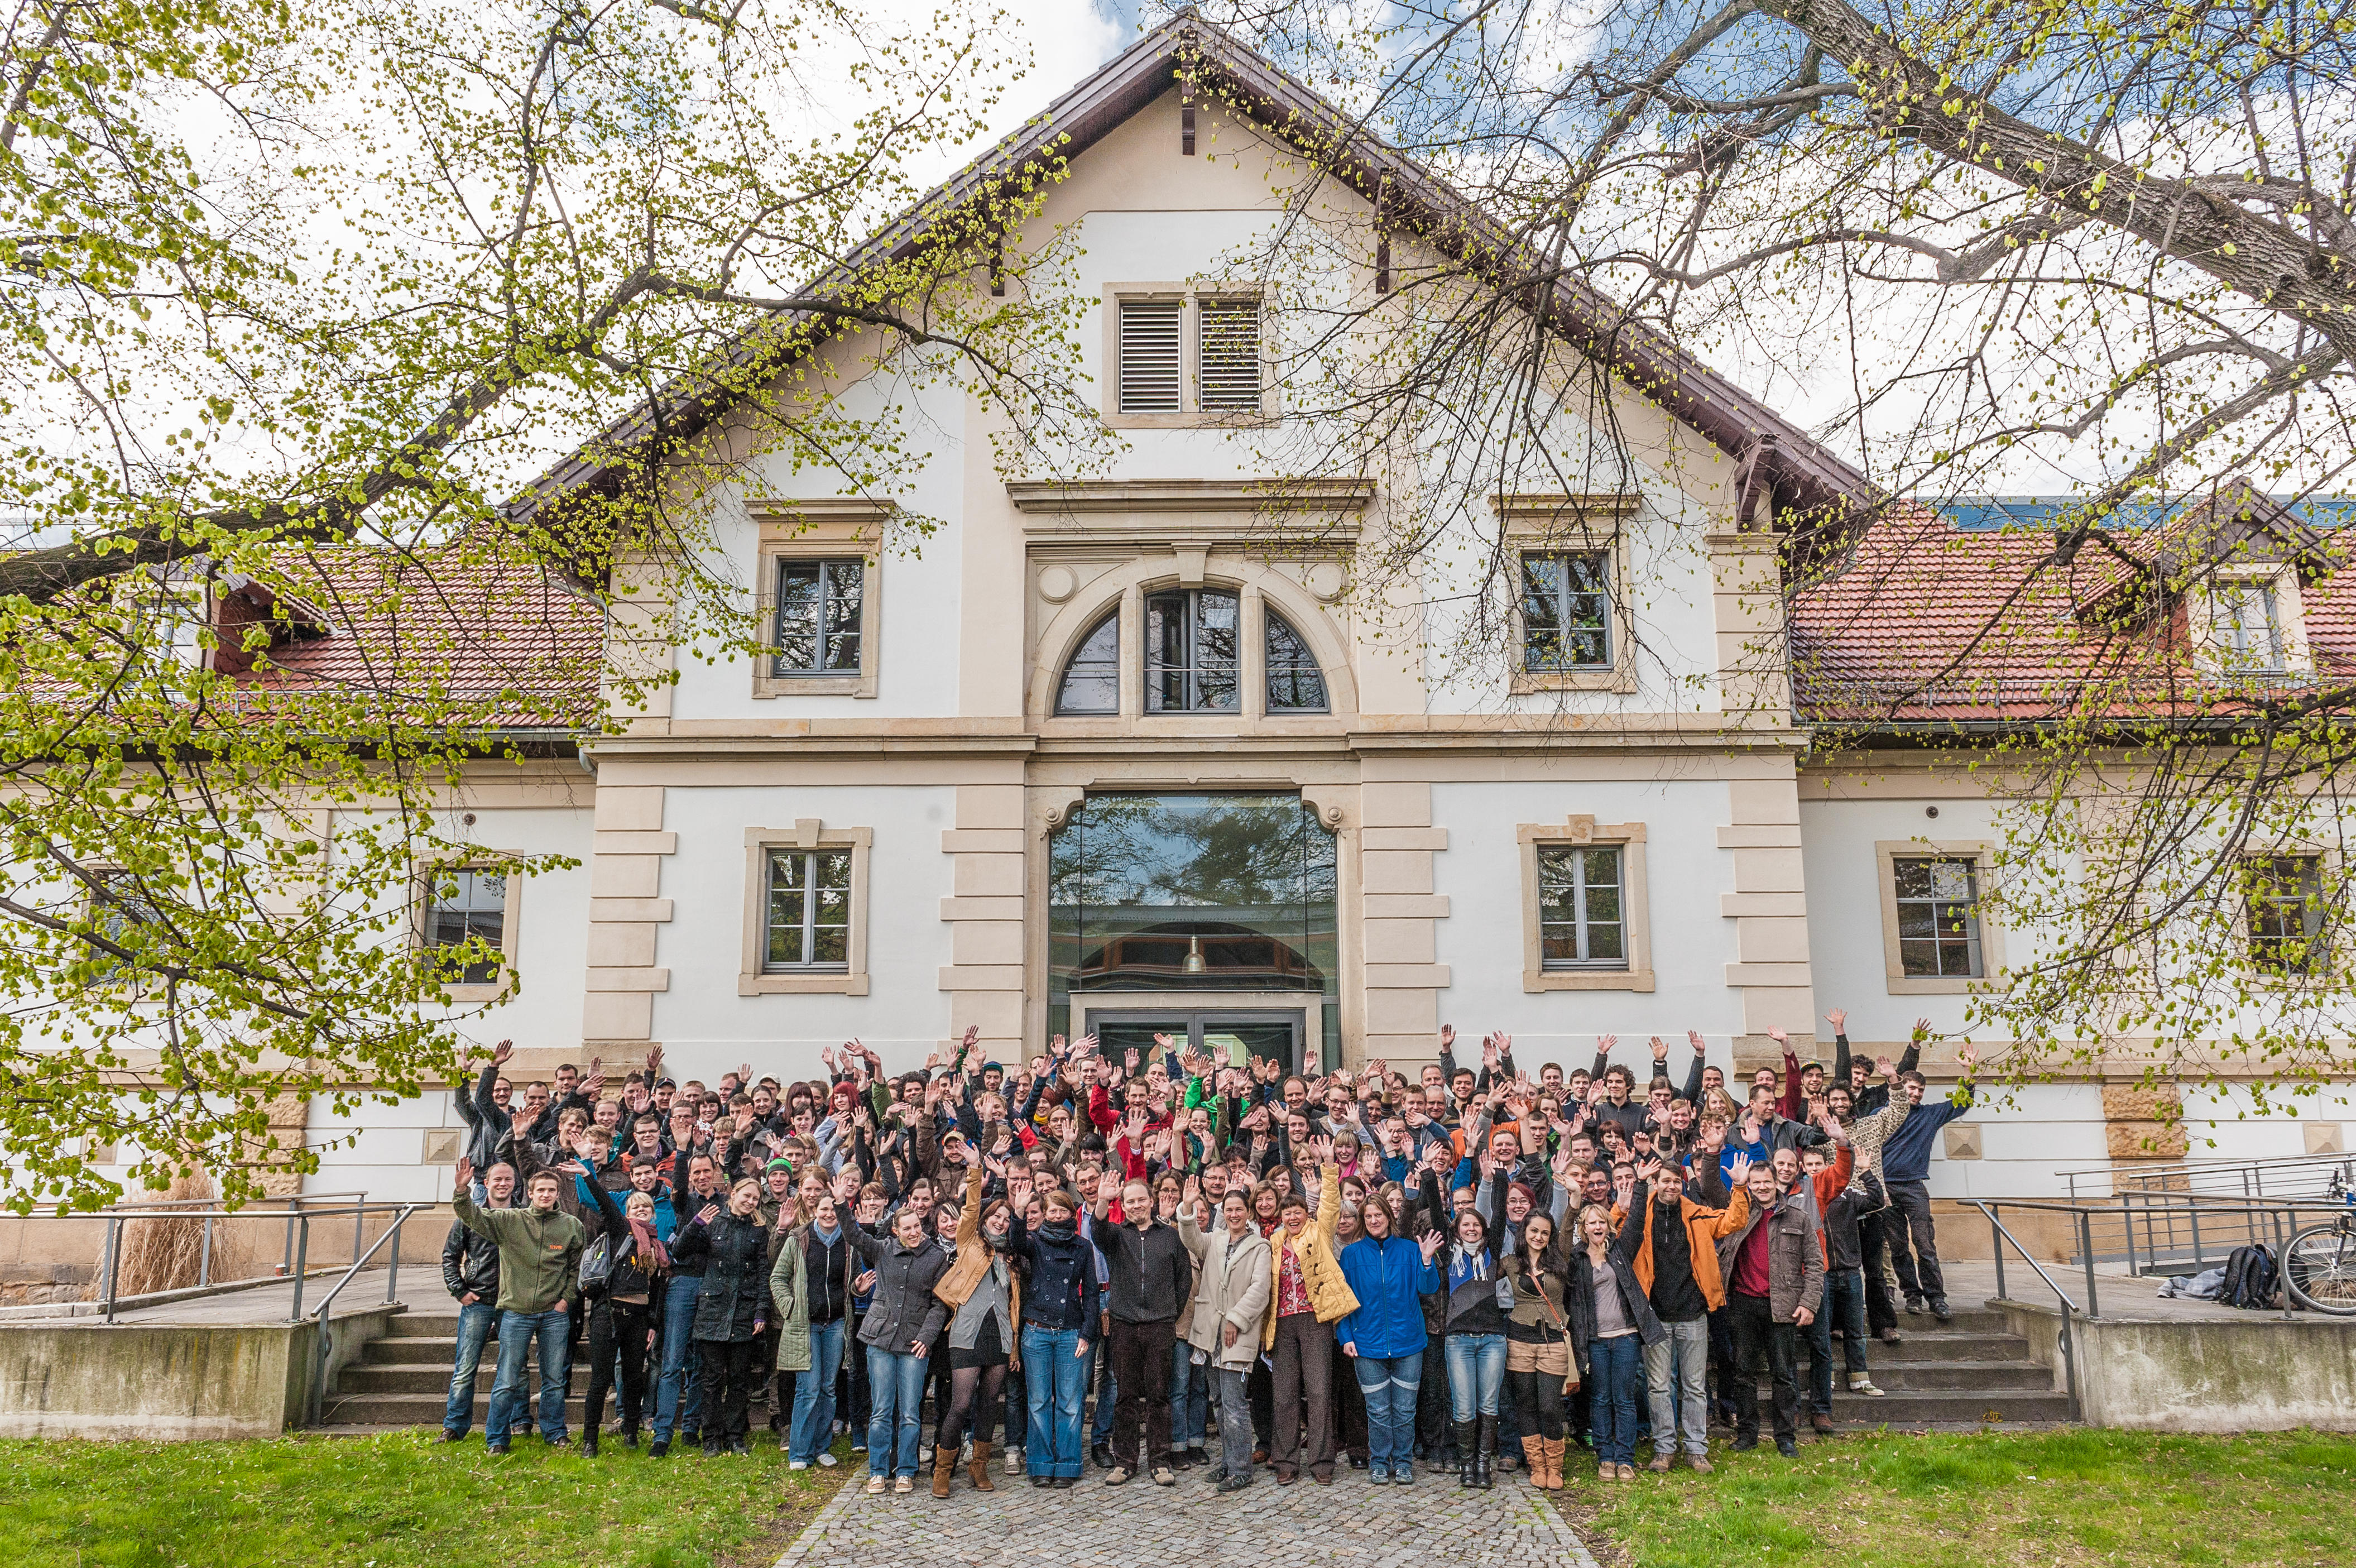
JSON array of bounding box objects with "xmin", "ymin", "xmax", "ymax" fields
[{"xmin": 454, "ymin": 1155, "xmax": 586, "ymax": 1452}]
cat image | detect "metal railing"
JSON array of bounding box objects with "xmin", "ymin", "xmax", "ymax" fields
[
  {"xmin": 305, "ymin": 1203, "xmax": 422, "ymax": 1425},
  {"xmin": 2062, "ymin": 1150, "xmax": 2354, "ymax": 1203},
  {"xmin": 1971, "ymin": 1200, "xmax": 2083, "ymax": 1423},
  {"xmin": 57, "ymin": 1193, "xmax": 409, "ymax": 1323}
]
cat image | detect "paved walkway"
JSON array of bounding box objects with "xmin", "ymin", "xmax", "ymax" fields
[{"xmin": 771, "ymin": 1471, "xmax": 1599, "ymax": 1568}]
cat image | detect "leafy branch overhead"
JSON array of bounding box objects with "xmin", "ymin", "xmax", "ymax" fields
[{"xmin": 0, "ymin": 0, "xmax": 1103, "ymax": 1211}]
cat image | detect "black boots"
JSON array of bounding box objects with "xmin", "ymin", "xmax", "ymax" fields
[
  {"xmin": 1474, "ymin": 1414, "xmax": 1496, "ymax": 1490},
  {"xmin": 1454, "ymin": 1419, "xmax": 1478, "ymax": 1488}
]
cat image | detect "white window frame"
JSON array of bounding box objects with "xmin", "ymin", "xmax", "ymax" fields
[
  {"xmin": 1519, "ymin": 818, "xmax": 1653, "ymax": 992},
  {"xmin": 2189, "ymin": 562, "xmax": 2312, "ymax": 678},
  {"xmin": 1873, "ymin": 840, "xmax": 2004, "ymax": 995},
  {"xmin": 740, "ymin": 822, "xmax": 871, "ymax": 995},
  {"xmin": 1101, "ymin": 284, "xmax": 1273, "ymax": 428}
]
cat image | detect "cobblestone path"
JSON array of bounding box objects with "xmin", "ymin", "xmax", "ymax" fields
[{"xmin": 771, "ymin": 1470, "xmax": 1600, "ymax": 1568}]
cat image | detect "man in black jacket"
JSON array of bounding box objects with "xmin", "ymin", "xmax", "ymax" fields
[
  {"xmin": 1089, "ymin": 1176, "xmax": 1194, "ymax": 1487},
  {"xmin": 439, "ymin": 1159, "xmax": 515, "ymax": 1440}
]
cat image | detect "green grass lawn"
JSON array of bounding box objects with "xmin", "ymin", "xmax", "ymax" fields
[
  {"xmin": 1568, "ymin": 1427, "xmax": 2356, "ymax": 1568},
  {"xmin": 0, "ymin": 1429, "xmax": 841, "ymax": 1568}
]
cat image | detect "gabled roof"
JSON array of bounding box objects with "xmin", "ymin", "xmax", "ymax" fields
[
  {"xmin": 2070, "ymin": 479, "xmax": 2343, "ymax": 618},
  {"xmin": 506, "ymin": 12, "xmax": 1875, "ymax": 534}
]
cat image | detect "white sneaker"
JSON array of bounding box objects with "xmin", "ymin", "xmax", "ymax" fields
[
  {"xmin": 1850, "ymin": 1377, "xmax": 1884, "ymax": 1397},
  {"xmin": 789, "ymin": 1460, "xmax": 809, "ymax": 1471},
  {"xmin": 1004, "ymin": 1450, "xmax": 1024, "ymax": 1475},
  {"xmin": 818, "ymin": 1452, "xmax": 839, "ymax": 1467},
  {"xmin": 866, "ymin": 1477, "xmax": 886, "ymax": 1495}
]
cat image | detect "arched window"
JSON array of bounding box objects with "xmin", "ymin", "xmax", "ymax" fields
[
  {"xmin": 1054, "ymin": 611, "xmax": 1120, "ymax": 715},
  {"xmin": 1145, "ymin": 588, "xmax": 1240, "ymax": 712},
  {"xmin": 1264, "ymin": 612, "xmax": 1328, "ymax": 713}
]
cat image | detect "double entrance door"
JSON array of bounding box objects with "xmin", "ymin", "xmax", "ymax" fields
[{"xmin": 1080, "ymin": 1006, "xmax": 1305, "ymax": 1077}]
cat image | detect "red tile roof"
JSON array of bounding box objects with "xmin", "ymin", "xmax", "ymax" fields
[{"xmin": 1790, "ymin": 505, "xmax": 2354, "ymax": 726}]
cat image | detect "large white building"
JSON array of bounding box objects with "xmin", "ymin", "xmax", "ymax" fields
[{"xmin": 109, "ymin": 20, "xmax": 2356, "ymax": 1217}]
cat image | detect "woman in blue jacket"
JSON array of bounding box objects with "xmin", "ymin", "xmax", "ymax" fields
[{"xmin": 1335, "ymin": 1195, "xmax": 1443, "ymax": 1484}]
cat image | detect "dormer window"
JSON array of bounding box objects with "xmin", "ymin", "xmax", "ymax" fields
[
  {"xmin": 2216, "ymin": 581, "xmax": 2284, "ymax": 672},
  {"xmin": 2196, "ymin": 565, "xmax": 2309, "ymax": 678}
]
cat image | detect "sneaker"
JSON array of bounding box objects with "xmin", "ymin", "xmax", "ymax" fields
[
  {"xmin": 818, "ymin": 1452, "xmax": 840, "ymax": 1466},
  {"xmin": 1731, "ymin": 1435, "xmax": 1758, "ymax": 1452},
  {"xmin": 1776, "ymin": 1438, "xmax": 1798, "ymax": 1458},
  {"xmin": 439, "ymin": 1429, "xmax": 468, "ymax": 1444},
  {"xmin": 790, "ymin": 1460, "xmax": 809, "ymax": 1471},
  {"xmin": 1368, "ymin": 1462, "xmax": 1390, "ymax": 1484},
  {"xmin": 1876, "ymin": 1326, "xmax": 1903, "ymax": 1345},
  {"xmin": 486, "ymin": 1440, "xmax": 510, "ymax": 1454},
  {"xmin": 1217, "ymin": 1473, "xmax": 1253, "ymax": 1494},
  {"xmin": 1903, "ymin": 1298, "xmax": 1924, "ymax": 1316},
  {"xmin": 866, "ymin": 1477, "xmax": 886, "ymax": 1495},
  {"xmin": 1005, "ymin": 1450, "xmax": 1024, "ymax": 1475},
  {"xmin": 1688, "ymin": 1456, "xmax": 1714, "ymax": 1474},
  {"xmin": 1930, "ymin": 1297, "xmax": 1954, "ymax": 1322},
  {"xmin": 649, "ymin": 1439, "xmax": 670, "ymax": 1459},
  {"xmin": 894, "ymin": 1476, "xmax": 914, "ymax": 1494},
  {"xmin": 1648, "ymin": 1455, "xmax": 1672, "ymax": 1473},
  {"xmin": 1393, "ymin": 1464, "xmax": 1415, "ymax": 1485},
  {"xmin": 1850, "ymin": 1377, "xmax": 1883, "ymax": 1397},
  {"xmin": 1151, "ymin": 1466, "xmax": 1175, "ymax": 1487}
]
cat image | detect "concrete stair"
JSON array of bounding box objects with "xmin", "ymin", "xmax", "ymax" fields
[
  {"xmin": 1752, "ymin": 1306, "xmax": 2071, "ymax": 1429},
  {"xmin": 321, "ymin": 1303, "xmax": 2070, "ymax": 1432}
]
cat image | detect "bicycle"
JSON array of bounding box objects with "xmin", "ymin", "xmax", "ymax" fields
[{"xmin": 2283, "ymin": 1161, "xmax": 2356, "ymax": 1315}]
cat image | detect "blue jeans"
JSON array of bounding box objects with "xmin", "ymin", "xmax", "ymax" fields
[
  {"xmin": 1091, "ymin": 1343, "xmax": 1116, "ymax": 1445},
  {"xmin": 487, "ymin": 1306, "xmax": 570, "ymax": 1444},
  {"xmin": 441, "ymin": 1300, "xmax": 500, "ymax": 1435},
  {"xmin": 1351, "ymin": 1351, "xmax": 1422, "ymax": 1470},
  {"xmin": 1589, "ymin": 1334, "xmax": 1644, "ymax": 1466},
  {"xmin": 791, "ymin": 1318, "xmax": 846, "ymax": 1464},
  {"xmin": 1022, "ymin": 1324, "xmax": 1087, "ymax": 1478},
  {"xmin": 866, "ymin": 1344, "xmax": 928, "ymax": 1478},
  {"xmin": 1443, "ymin": 1332, "xmax": 1506, "ymax": 1421},
  {"xmin": 1169, "ymin": 1340, "xmax": 1208, "ymax": 1450},
  {"xmin": 651, "ymin": 1273, "xmax": 704, "ymax": 1442}
]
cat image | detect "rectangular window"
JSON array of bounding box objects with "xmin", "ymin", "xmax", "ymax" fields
[
  {"xmin": 772, "ymin": 559, "xmax": 863, "ymax": 677},
  {"xmin": 424, "ymin": 867, "xmax": 508, "ymax": 986},
  {"xmin": 1145, "ymin": 588, "xmax": 1240, "ymax": 712},
  {"xmin": 2246, "ymin": 854, "xmax": 2323, "ymax": 975},
  {"xmin": 1893, "ymin": 857, "xmax": 1983, "ymax": 978},
  {"xmin": 2217, "ymin": 582, "xmax": 2286, "ymax": 672},
  {"xmin": 1197, "ymin": 299, "xmax": 1261, "ymax": 410},
  {"xmin": 1119, "ymin": 299, "xmax": 1182, "ymax": 413},
  {"xmin": 1537, "ymin": 845, "xmax": 1625, "ymax": 968},
  {"xmin": 1522, "ymin": 552, "xmax": 1612, "ymax": 670},
  {"xmin": 765, "ymin": 848, "xmax": 852, "ymax": 971}
]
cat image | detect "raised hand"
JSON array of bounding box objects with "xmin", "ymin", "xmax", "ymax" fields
[
  {"xmin": 1153, "ymin": 1032, "xmax": 1175, "ymax": 1053},
  {"xmin": 695, "ymin": 1203, "xmax": 721, "ymax": 1226},
  {"xmin": 1596, "ymin": 1034, "xmax": 1618, "ymax": 1057},
  {"xmin": 1875, "ymin": 1056, "xmax": 1898, "ymax": 1080},
  {"xmin": 1912, "ymin": 1017, "xmax": 1932, "ymax": 1042},
  {"xmin": 491, "ymin": 1039, "xmax": 514, "ymax": 1066},
  {"xmin": 558, "ymin": 1158, "xmax": 591, "ymax": 1176},
  {"xmin": 1418, "ymin": 1231, "xmax": 1445, "ymax": 1263},
  {"xmin": 1767, "ymin": 1025, "xmax": 1788, "ymax": 1046},
  {"xmin": 1957, "ymin": 1042, "xmax": 1979, "ymax": 1071},
  {"xmin": 1078, "ymin": 1033, "xmax": 1100, "ymax": 1058},
  {"xmin": 1439, "ymin": 1023, "xmax": 1455, "ymax": 1051},
  {"xmin": 1728, "ymin": 1153, "xmax": 1753, "ymax": 1185},
  {"xmin": 1688, "ymin": 1029, "xmax": 1707, "ymax": 1056},
  {"xmin": 1825, "ymin": 1008, "xmax": 1847, "ymax": 1035},
  {"xmin": 1649, "ymin": 1036, "xmax": 1668, "ymax": 1062},
  {"xmin": 453, "ymin": 1155, "xmax": 475, "ymax": 1192}
]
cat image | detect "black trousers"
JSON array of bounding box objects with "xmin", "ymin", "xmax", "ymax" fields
[
  {"xmin": 1108, "ymin": 1317, "xmax": 1177, "ymax": 1469},
  {"xmin": 1725, "ymin": 1291, "xmax": 1800, "ymax": 1444},
  {"xmin": 695, "ymin": 1337, "xmax": 760, "ymax": 1444},
  {"xmin": 1858, "ymin": 1209, "xmax": 1900, "ymax": 1331},
  {"xmin": 1507, "ymin": 1369, "xmax": 1566, "ymax": 1441},
  {"xmin": 1884, "ymin": 1179, "xmax": 1947, "ymax": 1302},
  {"xmin": 1417, "ymin": 1336, "xmax": 1450, "ymax": 1456},
  {"xmin": 1336, "ymin": 1340, "xmax": 1368, "ymax": 1459},
  {"xmin": 584, "ymin": 1296, "xmax": 652, "ymax": 1435}
]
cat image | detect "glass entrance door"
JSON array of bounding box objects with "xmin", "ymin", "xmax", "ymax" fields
[{"xmin": 1081, "ymin": 1008, "xmax": 1303, "ymax": 1076}]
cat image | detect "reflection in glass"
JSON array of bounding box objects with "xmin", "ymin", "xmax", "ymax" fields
[
  {"xmin": 1265, "ymin": 612, "xmax": 1328, "ymax": 712},
  {"xmin": 1049, "ymin": 793, "xmax": 1339, "ymax": 1066},
  {"xmin": 1146, "ymin": 589, "xmax": 1239, "ymax": 711},
  {"xmin": 1055, "ymin": 611, "xmax": 1120, "ymax": 715}
]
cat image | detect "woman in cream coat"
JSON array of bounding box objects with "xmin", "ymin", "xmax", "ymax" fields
[{"xmin": 1177, "ymin": 1185, "xmax": 1272, "ymax": 1493}]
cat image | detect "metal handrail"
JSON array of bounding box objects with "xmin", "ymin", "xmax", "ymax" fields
[
  {"xmin": 8, "ymin": 1197, "xmax": 411, "ymax": 1322},
  {"xmin": 2061, "ymin": 1150, "xmax": 2354, "ymax": 1202},
  {"xmin": 1971, "ymin": 1200, "xmax": 2084, "ymax": 1423},
  {"xmin": 305, "ymin": 1203, "xmax": 420, "ymax": 1426}
]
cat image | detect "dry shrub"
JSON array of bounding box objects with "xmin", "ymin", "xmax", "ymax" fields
[{"xmin": 99, "ymin": 1167, "xmax": 254, "ymax": 1298}]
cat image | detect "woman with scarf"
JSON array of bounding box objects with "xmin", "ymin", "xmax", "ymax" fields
[
  {"xmin": 578, "ymin": 1170, "xmax": 669, "ymax": 1455},
  {"xmin": 1422, "ymin": 1163, "xmax": 1507, "ymax": 1489},
  {"xmin": 769, "ymin": 1190, "xmax": 860, "ymax": 1470},
  {"xmin": 928, "ymin": 1159, "xmax": 1024, "ymax": 1497},
  {"xmin": 672, "ymin": 1176, "xmax": 775, "ymax": 1456}
]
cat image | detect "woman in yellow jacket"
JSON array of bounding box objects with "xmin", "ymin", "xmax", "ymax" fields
[
  {"xmin": 1263, "ymin": 1148, "xmax": 1359, "ymax": 1483},
  {"xmin": 929, "ymin": 1159, "xmax": 1022, "ymax": 1497}
]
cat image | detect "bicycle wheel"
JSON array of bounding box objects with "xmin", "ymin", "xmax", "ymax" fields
[{"xmin": 2283, "ymin": 1222, "xmax": 2356, "ymax": 1316}]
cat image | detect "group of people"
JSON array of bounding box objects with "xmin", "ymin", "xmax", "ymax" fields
[{"xmin": 442, "ymin": 1012, "xmax": 1979, "ymax": 1496}]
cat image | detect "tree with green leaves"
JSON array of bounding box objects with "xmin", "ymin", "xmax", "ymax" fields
[{"xmin": 0, "ymin": 0, "xmax": 1101, "ymax": 1211}]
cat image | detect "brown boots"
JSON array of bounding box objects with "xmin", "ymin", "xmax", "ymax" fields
[
  {"xmin": 1518, "ymin": 1435, "xmax": 1567, "ymax": 1489},
  {"xmin": 967, "ymin": 1439, "xmax": 995, "ymax": 1492},
  {"xmin": 932, "ymin": 1441, "xmax": 957, "ymax": 1498}
]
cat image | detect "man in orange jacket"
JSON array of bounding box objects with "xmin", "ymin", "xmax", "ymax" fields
[{"xmin": 1625, "ymin": 1153, "xmax": 1752, "ymax": 1472}]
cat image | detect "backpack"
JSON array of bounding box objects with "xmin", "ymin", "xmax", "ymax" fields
[
  {"xmin": 578, "ymin": 1233, "xmax": 616, "ymax": 1298},
  {"xmin": 2219, "ymin": 1243, "xmax": 2278, "ymax": 1310}
]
